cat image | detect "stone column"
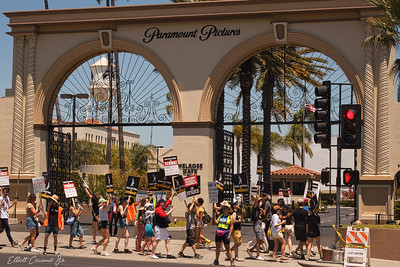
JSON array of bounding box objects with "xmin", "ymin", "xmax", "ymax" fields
[
  {"xmin": 11, "ymin": 36, "xmax": 25, "ymax": 174},
  {"xmin": 377, "ymin": 46, "xmax": 390, "ymax": 175},
  {"xmin": 362, "ymin": 22, "xmax": 376, "ymax": 175},
  {"xmin": 23, "ymin": 35, "xmax": 38, "ymax": 174}
]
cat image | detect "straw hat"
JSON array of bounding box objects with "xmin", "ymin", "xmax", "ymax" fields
[
  {"xmin": 49, "ymin": 194, "xmax": 59, "ymax": 204},
  {"xmin": 220, "ymin": 200, "xmax": 232, "ymax": 212}
]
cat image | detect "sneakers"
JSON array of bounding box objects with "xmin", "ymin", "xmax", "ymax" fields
[
  {"xmin": 54, "ymin": 251, "xmax": 60, "ymax": 255},
  {"xmin": 166, "ymin": 254, "xmax": 176, "ymax": 259},
  {"xmin": 40, "ymin": 250, "xmax": 47, "ymax": 255},
  {"xmin": 178, "ymin": 251, "xmax": 185, "ymax": 258},
  {"xmin": 194, "ymin": 254, "xmax": 203, "ymax": 259},
  {"xmin": 150, "ymin": 254, "xmax": 159, "ymax": 259},
  {"xmin": 310, "ymin": 250, "xmax": 317, "ymax": 256},
  {"xmin": 255, "ymin": 256, "xmax": 265, "ymax": 260},
  {"xmin": 30, "ymin": 248, "xmax": 39, "ymax": 253},
  {"xmin": 18, "ymin": 242, "xmax": 23, "ymax": 251},
  {"xmin": 112, "ymin": 248, "xmax": 119, "ymax": 253},
  {"xmin": 124, "ymin": 249, "xmax": 132, "ymax": 254},
  {"xmin": 11, "ymin": 241, "xmax": 18, "ymax": 247},
  {"xmin": 212, "ymin": 259, "xmax": 219, "ymax": 265},
  {"xmin": 91, "ymin": 247, "xmax": 97, "ymax": 254},
  {"xmin": 88, "ymin": 241, "xmax": 97, "ymax": 245},
  {"xmin": 234, "ymin": 256, "xmax": 244, "ymax": 262},
  {"xmin": 100, "ymin": 251, "xmax": 110, "ymax": 256},
  {"xmin": 246, "ymin": 249, "xmax": 253, "ymax": 258}
]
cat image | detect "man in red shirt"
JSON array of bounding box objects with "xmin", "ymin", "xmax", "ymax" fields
[{"xmin": 151, "ymin": 191, "xmax": 176, "ymax": 259}]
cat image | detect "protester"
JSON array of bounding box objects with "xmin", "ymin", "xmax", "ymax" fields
[
  {"xmin": 195, "ymin": 197, "xmax": 211, "ymax": 248},
  {"xmin": 26, "ymin": 206, "xmax": 41, "ymax": 251},
  {"xmin": 178, "ymin": 197, "xmax": 202, "ymax": 259},
  {"xmin": 135, "ymin": 197, "xmax": 147, "ymax": 252},
  {"xmin": 140, "ymin": 202, "xmax": 155, "ymax": 255},
  {"xmin": 283, "ymin": 204, "xmax": 293, "ymax": 256},
  {"xmin": 113, "ymin": 196, "xmax": 132, "ymax": 254},
  {"xmin": 305, "ymin": 212, "xmax": 323, "ymax": 260},
  {"xmin": 18, "ymin": 193, "xmax": 41, "ymax": 252},
  {"xmin": 247, "ymin": 195, "xmax": 265, "ymax": 260},
  {"xmin": 147, "ymin": 191, "xmax": 156, "ymax": 210},
  {"xmin": 91, "ymin": 195, "xmax": 111, "ymax": 256},
  {"xmin": 271, "ymin": 206, "xmax": 288, "ymax": 262},
  {"xmin": 151, "ymin": 191, "xmax": 177, "ymax": 259},
  {"xmin": 0, "ymin": 187, "xmax": 18, "ymax": 247},
  {"xmin": 213, "ymin": 200, "xmax": 234, "ymax": 266},
  {"xmin": 109, "ymin": 193, "xmax": 118, "ymax": 237},
  {"xmin": 68, "ymin": 199, "xmax": 85, "ymax": 249},
  {"xmin": 292, "ymin": 199, "xmax": 308, "ymax": 258},
  {"xmin": 83, "ymin": 182, "xmax": 100, "ymax": 245},
  {"xmin": 230, "ymin": 200, "xmax": 244, "ymax": 262},
  {"xmin": 262, "ymin": 193, "xmax": 272, "ymax": 253},
  {"xmin": 42, "ymin": 194, "xmax": 64, "ymax": 255}
]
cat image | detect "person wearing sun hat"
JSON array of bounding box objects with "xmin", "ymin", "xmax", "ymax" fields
[
  {"xmin": 213, "ymin": 200, "xmax": 234, "ymax": 266},
  {"xmin": 42, "ymin": 194, "xmax": 63, "ymax": 255},
  {"xmin": 91, "ymin": 195, "xmax": 111, "ymax": 256}
]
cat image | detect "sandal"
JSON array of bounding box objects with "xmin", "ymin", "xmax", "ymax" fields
[
  {"xmin": 281, "ymin": 257, "xmax": 289, "ymax": 261},
  {"xmin": 273, "ymin": 258, "xmax": 280, "ymax": 262}
]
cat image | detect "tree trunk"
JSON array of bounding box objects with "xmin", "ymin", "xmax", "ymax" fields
[
  {"xmin": 115, "ymin": 52, "xmax": 126, "ymax": 172},
  {"xmin": 44, "ymin": 0, "xmax": 49, "ymax": 9},
  {"xmin": 236, "ymin": 138, "xmax": 240, "ymax": 174},
  {"xmin": 240, "ymin": 60, "xmax": 253, "ymax": 203},
  {"xmin": 262, "ymin": 71, "xmax": 274, "ymax": 195},
  {"xmin": 106, "ymin": 52, "xmax": 113, "ymax": 166}
]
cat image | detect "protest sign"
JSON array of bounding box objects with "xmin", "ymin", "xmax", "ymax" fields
[
  {"xmin": 125, "ymin": 176, "xmax": 140, "ymax": 197},
  {"xmin": 183, "ymin": 175, "xmax": 200, "ymax": 197},
  {"xmin": 215, "ymin": 170, "xmax": 224, "ymax": 202},
  {"xmin": 310, "ymin": 194, "xmax": 320, "ymax": 215},
  {"xmin": 0, "ymin": 167, "xmax": 10, "ymax": 187},
  {"xmin": 233, "ymin": 173, "xmax": 248, "ymax": 194},
  {"xmin": 41, "ymin": 179, "xmax": 54, "ymax": 199},
  {"xmin": 208, "ymin": 181, "xmax": 218, "ymax": 203},
  {"xmin": 303, "ymin": 179, "xmax": 321, "ymax": 199},
  {"xmin": 147, "ymin": 171, "xmax": 161, "ymax": 191},
  {"xmin": 63, "ymin": 181, "xmax": 78, "ymax": 198},
  {"xmin": 163, "ymin": 156, "xmax": 179, "ymax": 177},
  {"xmin": 32, "ymin": 176, "xmax": 46, "ymax": 194},
  {"xmin": 105, "ymin": 173, "xmax": 113, "ymax": 194},
  {"xmin": 173, "ymin": 175, "xmax": 186, "ymax": 202},
  {"xmin": 156, "ymin": 169, "xmax": 172, "ymax": 190},
  {"xmin": 278, "ymin": 188, "xmax": 292, "ymax": 205},
  {"xmin": 250, "ymin": 185, "xmax": 259, "ymax": 198}
]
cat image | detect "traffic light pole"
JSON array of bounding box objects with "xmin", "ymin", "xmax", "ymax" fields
[{"xmin": 335, "ymin": 137, "xmax": 342, "ymax": 248}]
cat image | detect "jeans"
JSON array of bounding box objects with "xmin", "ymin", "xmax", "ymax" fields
[{"xmin": 0, "ymin": 218, "xmax": 14, "ymax": 244}]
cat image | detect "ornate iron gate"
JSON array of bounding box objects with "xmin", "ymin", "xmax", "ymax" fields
[{"xmin": 48, "ymin": 130, "xmax": 71, "ymax": 204}]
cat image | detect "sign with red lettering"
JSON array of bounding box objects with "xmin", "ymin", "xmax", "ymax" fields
[
  {"xmin": 183, "ymin": 175, "xmax": 200, "ymax": 197},
  {"xmin": 0, "ymin": 167, "xmax": 9, "ymax": 186},
  {"xmin": 63, "ymin": 181, "xmax": 78, "ymax": 198},
  {"xmin": 163, "ymin": 156, "xmax": 179, "ymax": 176}
]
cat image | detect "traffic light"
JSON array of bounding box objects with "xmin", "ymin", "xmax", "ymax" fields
[
  {"xmin": 340, "ymin": 104, "xmax": 362, "ymax": 149},
  {"xmin": 321, "ymin": 169, "xmax": 330, "ymax": 185},
  {"xmin": 314, "ymin": 81, "xmax": 331, "ymax": 148},
  {"xmin": 343, "ymin": 170, "xmax": 360, "ymax": 186}
]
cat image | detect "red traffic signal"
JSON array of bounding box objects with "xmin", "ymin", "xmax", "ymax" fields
[
  {"xmin": 340, "ymin": 104, "xmax": 361, "ymax": 149},
  {"xmin": 343, "ymin": 170, "xmax": 359, "ymax": 186},
  {"xmin": 344, "ymin": 109, "xmax": 355, "ymax": 120}
]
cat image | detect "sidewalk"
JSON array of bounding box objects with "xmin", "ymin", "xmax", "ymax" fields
[{"xmin": 1, "ymin": 229, "xmax": 398, "ymax": 267}]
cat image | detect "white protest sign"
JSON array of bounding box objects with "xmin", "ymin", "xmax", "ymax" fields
[
  {"xmin": 63, "ymin": 181, "xmax": 78, "ymax": 198},
  {"xmin": 32, "ymin": 176, "xmax": 46, "ymax": 194},
  {"xmin": 250, "ymin": 185, "xmax": 259, "ymax": 197},
  {"xmin": 208, "ymin": 181, "xmax": 218, "ymax": 203},
  {"xmin": 163, "ymin": 156, "xmax": 180, "ymax": 177},
  {"xmin": 0, "ymin": 167, "xmax": 10, "ymax": 186}
]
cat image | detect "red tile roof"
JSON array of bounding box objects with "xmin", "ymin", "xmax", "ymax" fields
[{"xmin": 271, "ymin": 165, "xmax": 321, "ymax": 176}]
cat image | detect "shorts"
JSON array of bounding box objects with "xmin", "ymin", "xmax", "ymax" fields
[
  {"xmin": 154, "ymin": 226, "xmax": 170, "ymax": 240},
  {"xmin": 100, "ymin": 221, "xmax": 108, "ymax": 229},
  {"xmin": 294, "ymin": 225, "xmax": 307, "ymax": 242},
  {"xmin": 117, "ymin": 218, "xmax": 127, "ymax": 229},
  {"xmin": 253, "ymin": 220, "xmax": 264, "ymax": 241},
  {"xmin": 307, "ymin": 230, "xmax": 320, "ymax": 238},
  {"xmin": 215, "ymin": 233, "xmax": 230, "ymax": 245},
  {"xmin": 145, "ymin": 224, "xmax": 154, "ymax": 237},
  {"xmin": 272, "ymin": 231, "xmax": 284, "ymax": 240},
  {"xmin": 186, "ymin": 228, "xmax": 195, "ymax": 246},
  {"xmin": 70, "ymin": 220, "xmax": 84, "ymax": 238},
  {"xmin": 285, "ymin": 225, "xmax": 294, "ymax": 237},
  {"xmin": 45, "ymin": 225, "xmax": 59, "ymax": 235},
  {"xmin": 26, "ymin": 217, "xmax": 36, "ymax": 230},
  {"xmin": 232, "ymin": 230, "xmax": 242, "ymax": 244}
]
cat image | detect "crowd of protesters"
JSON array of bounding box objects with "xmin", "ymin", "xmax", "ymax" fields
[{"xmin": 0, "ymin": 184, "xmax": 322, "ymax": 264}]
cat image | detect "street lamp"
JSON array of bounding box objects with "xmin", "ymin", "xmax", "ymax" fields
[
  {"xmin": 60, "ymin": 93, "xmax": 89, "ymax": 170},
  {"xmin": 154, "ymin": 145, "xmax": 164, "ymax": 171}
]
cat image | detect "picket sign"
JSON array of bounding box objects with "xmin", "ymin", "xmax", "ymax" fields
[{"xmin": 344, "ymin": 226, "xmax": 370, "ymax": 267}]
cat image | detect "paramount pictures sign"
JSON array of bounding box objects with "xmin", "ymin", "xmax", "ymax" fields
[{"xmin": 143, "ymin": 24, "xmax": 241, "ymax": 43}]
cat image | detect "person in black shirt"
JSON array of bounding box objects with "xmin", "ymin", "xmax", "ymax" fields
[
  {"xmin": 306, "ymin": 213, "xmax": 323, "ymax": 260},
  {"xmin": 230, "ymin": 201, "xmax": 244, "ymax": 262},
  {"xmin": 292, "ymin": 199, "xmax": 308, "ymax": 257},
  {"xmin": 84, "ymin": 182, "xmax": 100, "ymax": 245}
]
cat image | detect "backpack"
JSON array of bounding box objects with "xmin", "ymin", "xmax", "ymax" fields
[{"xmin": 202, "ymin": 210, "xmax": 211, "ymax": 225}]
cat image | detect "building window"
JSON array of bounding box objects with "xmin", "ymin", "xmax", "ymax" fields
[
  {"xmin": 273, "ymin": 182, "xmax": 281, "ymax": 195},
  {"xmin": 292, "ymin": 182, "xmax": 305, "ymax": 195}
]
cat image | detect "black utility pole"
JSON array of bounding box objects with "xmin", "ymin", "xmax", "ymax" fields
[{"xmin": 335, "ymin": 137, "xmax": 342, "ymax": 248}]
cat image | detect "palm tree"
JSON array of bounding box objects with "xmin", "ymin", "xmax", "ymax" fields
[
  {"xmin": 129, "ymin": 142, "xmax": 155, "ymax": 175},
  {"xmin": 364, "ymin": 0, "xmax": 400, "ymax": 100}
]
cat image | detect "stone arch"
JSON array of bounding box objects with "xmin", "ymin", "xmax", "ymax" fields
[
  {"xmin": 199, "ymin": 32, "xmax": 364, "ymax": 122},
  {"xmin": 34, "ymin": 38, "xmax": 182, "ymax": 125}
]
